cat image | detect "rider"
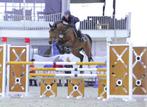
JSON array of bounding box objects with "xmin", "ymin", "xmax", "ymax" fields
[{"xmin": 62, "ymin": 10, "xmax": 83, "ymax": 42}]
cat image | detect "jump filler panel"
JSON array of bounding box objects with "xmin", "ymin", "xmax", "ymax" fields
[
  {"xmin": 132, "ymin": 47, "xmax": 147, "ymax": 96},
  {"xmin": 108, "ymin": 45, "xmax": 130, "ymax": 97},
  {"xmin": 68, "ymin": 79, "xmax": 84, "ymax": 98},
  {"xmin": 7, "ymin": 46, "xmax": 29, "ymax": 96},
  {"xmin": 40, "ymin": 78, "xmax": 57, "ymax": 97}
]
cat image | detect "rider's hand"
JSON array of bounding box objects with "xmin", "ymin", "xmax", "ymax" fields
[{"xmin": 62, "ymin": 21, "xmax": 68, "ymax": 25}]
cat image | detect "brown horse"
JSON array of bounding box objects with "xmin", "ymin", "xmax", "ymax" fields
[{"xmin": 48, "ymin": 21, "xmax": 93, "ymax": 68}]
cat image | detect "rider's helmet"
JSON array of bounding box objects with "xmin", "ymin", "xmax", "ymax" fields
[{"xmin": 64, "ymin": 10, "xmax": 71, "ymax": 16}]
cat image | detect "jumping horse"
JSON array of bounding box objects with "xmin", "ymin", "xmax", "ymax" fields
[{"xmin": 48, "ymin": 21, "xmax": 93, "ymax": 68}]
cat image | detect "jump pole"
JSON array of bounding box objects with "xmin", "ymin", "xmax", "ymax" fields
[
  {"xmin": 7, "ymin": 61, "xmax": 106, "ymax": 65},
  {"xmin": 30, "ymin": 73, "xmax": 106, "ymax": 78},
  {"xmin": 30, "ymin": 67, "xmax": 106, "ymax": 72}
]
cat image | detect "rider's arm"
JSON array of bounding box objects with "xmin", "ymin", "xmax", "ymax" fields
[
  {"xmin": 62, "ymin": 16, "xmax": 69, "ymax": 25},
  {"xmin": 74, "ymin": 17, "xmax": 80, "ymax": 23},
  {"xmin": 69, "ymin": 16, "xmax": 79, "ymax": 27},
  {"xmin": 62, "ymin": 16, "xmax": 68, "ymax": 22}
]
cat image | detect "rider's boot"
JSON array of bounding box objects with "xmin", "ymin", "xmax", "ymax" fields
[{"xmin": 77, "ymin": 30, "xmax": 84, "ymax": 42}]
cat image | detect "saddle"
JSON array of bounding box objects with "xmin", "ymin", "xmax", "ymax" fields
[{"xmin": 62, "ymin": 22, "xmax": 83, "ymax": 41}]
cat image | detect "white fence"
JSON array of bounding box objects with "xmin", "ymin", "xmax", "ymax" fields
[
  {"xmin": 1, "ymin": 12, "xmax": 61, "ymax": 22},
  {"xmin": 0, "ymin": 12, "xmax": 131, "ymax": 31}
]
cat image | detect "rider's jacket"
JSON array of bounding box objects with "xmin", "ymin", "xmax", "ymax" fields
[{"xmin": 62, "ymin": 15, "xmax": 79, "ymax": 28}]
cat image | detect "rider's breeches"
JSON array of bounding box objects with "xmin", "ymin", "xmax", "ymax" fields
[{"xmin": 75, "ymin": 22, "xmax": 80, "ymax": 30}]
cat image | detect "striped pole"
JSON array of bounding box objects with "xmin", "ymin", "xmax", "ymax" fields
[
  {"xmin": 7, "ymin": 61, "xmax": 106, "ymax": 65},
  {"xmin": 30, "ymin": 73, "xmax": 106, "ymax": 78},
  {"xmin": 30, "ymin": 67, "xmax": 106, "ymax": 72}
]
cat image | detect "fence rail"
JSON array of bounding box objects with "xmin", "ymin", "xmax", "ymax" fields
[
  {"xmin": 1, "ymin": 12, "xmax": 61, "ymax": 22},
  {"xmin": 0, "ymin": 12, "xmax": 130, "ymax": 30}
]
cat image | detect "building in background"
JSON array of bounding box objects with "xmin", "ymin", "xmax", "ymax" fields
[{"xmin": 0, "ymin": 0, "xmax": 131, "ymax": 57}]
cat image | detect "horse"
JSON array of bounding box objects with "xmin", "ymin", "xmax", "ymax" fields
[{"xmin": 48, "ymin": 21, "xmax": 93, "ymax": 68}]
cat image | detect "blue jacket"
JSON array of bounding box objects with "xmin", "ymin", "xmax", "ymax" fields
[{"xmin": 62, "ymin": 15, "xmax": 79, "ymax": 27}]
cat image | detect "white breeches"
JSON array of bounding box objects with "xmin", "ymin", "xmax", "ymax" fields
[{"xmin": 75, "ymin": 22, "xmax": 80, "ymax": 30}]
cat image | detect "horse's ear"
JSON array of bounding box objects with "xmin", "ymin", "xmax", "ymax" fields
[
  {"xmin": 49, "ymin": 23, "xmax": 53, "ymax": 28},
  {"xmin": 54, "ymin": 23, "xmax": 57, "ymax": 28}
]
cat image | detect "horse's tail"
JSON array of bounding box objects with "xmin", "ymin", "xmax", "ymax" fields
[{"xmin": 85, "ymin": 34, "xmax": 92, "ymax": 45}]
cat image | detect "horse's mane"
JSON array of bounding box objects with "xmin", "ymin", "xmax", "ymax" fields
[{"xmin": 53, "ymin": 21, "xmax": 62, "ymax": 27}]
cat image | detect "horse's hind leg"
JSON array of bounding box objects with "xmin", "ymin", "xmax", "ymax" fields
[
  {"xmin": 88, "ymin": 56, "xmax": 93, "ymax": 62},
  {"xmin": 72, "ymin": 49, "xmax": 84, "ymax": 67},
  {"xmin": 84, "ymin": 45, "xmax": 93, "ymax": 62},
  {"xmin": 79, "ymin": 55, "xmax": 84, "ymax": 68},
  {"xmin": 72, "ymin": 49, "xmax": 84, "ymax": 73}
]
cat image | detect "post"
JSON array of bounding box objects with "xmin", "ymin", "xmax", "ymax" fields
[
  {"xmin": 62, "ymin": 0, "xmax": 70, "ymax": 16},
  {"xmin": 23, "ymin": 0, "xmax": 26, "ymax": 29},
  {"xmin": 113, "ymin": 0, "xmax": 117, "ymax": 41},
  {"xmin": 106, "ymin": 43, "xmax": 110, "ymax": 99},
  {"xmin": 25, "ymin": 38, "xmax": 30, "ymax": 96},
  {"xmin": 0, "ymin": 38, "xmax": 7, "ymax": 96},
  {"xmin": 126, "ymin": 12, "xmax": 131, "ymax": 37}
]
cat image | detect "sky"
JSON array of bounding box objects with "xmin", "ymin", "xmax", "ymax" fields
[{"xmin": 70, "ymin": 0, "xmax": 147, "ymax": 45}]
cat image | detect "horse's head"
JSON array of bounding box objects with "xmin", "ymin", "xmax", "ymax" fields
[
  {"xmin": 47, "ymin": 22, "xmax": 64, "ymax": 55},
  {"xmin": 48, "ymin": 23, "xmax": 58, "ymax": 44},
  {"xmin": 48, "ymin": 22, "xmax": 65, "ymax": 44}
]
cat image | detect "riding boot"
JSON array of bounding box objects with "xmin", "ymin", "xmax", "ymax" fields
[
  {"xmin": 73, "ymin": 26, "xmax": 83, "ymax": 42},
  {"xmin": 77, "ymin": 30, "xmax": 83, "ymax": 42}
]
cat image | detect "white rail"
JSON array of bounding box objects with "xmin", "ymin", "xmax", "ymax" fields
[
  {"xmin": 30, "ymin": 73, "xmax": 106, "ymax": 78},
  {"xmin": 0, "ymin": 12, "xmax": 130, "ymax": 30},
  {"xmin": 1, "ymin": 13, "xmax": 61, "ymax": 22},
  {"xmin": 7, "ymin": 61, "xmax": 106, "ymax": 65}
]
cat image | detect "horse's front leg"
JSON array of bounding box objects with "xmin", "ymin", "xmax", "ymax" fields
[
  {"xmin": 47, "ymin": 40, "xmax": 53, "ymax": 56},
  {"xmin": 78, "ymin": 53, "xmax": 84, "ymax": 73},
  {"xmin": 72, "ymin": 48, "xmax": 84, "ymax": 74},
  {"xmin": 64, "ymin": 41, "xmax": 73, "ymax": 48},
  {"xmin": 56, "ymin": 40, "xmax": 65, "ymax": 54},
  {"xmin": 88, "ymin": 57, "xmax": 93, "ymax": 62},
  {"xmin": 63, "ymin": 41, "xmax": 73, "ymax": 53}
]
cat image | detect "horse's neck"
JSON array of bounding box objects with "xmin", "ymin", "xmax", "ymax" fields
[
  {"xmin": 56, "ymin": 23, "xmax": 76, "ymax": 42},
  {"xmin": 57, "ymin": 24, "xmax": 69, "ymax": 34}
]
